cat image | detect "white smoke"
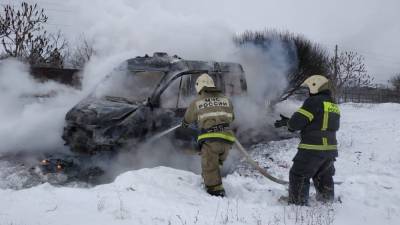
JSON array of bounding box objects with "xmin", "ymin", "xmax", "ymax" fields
[
  {"xmin": 235, "ymin": 43, "xmax": 290, "ymax": 104},
  {"xmin": 61, "ymin": 0, "xmax": 237, "ymax": 63},
  {"xmin": 231, "ymin": 42, "xmax": 291, "ymax": 143},
  {"xmin": 0, "ymin": 0, "xmax": 294, "ymax": 179},
  {"xmin": 0, "ymin": 59, "xmax": 81, "ymax": 153}
]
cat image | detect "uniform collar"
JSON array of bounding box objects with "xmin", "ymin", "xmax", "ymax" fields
[
  {"xmin": 200, "ymin": 87, "xmax": 221, "ymax": 95},
  {"xmin": 310, "ymin": 89, "xmax": 331, "ymax": 97}
]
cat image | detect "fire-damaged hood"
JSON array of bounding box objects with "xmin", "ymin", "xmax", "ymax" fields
[{"xmin": 65, "ymin": 97, "xmax": 142, "ymax": 127}]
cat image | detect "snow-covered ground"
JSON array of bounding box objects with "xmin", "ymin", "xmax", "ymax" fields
[{"xmin": 0, "ymin": 102, "xmax": 399, "ymax": 225}]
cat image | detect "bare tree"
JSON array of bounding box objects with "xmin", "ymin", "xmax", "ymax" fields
[
  {"xmin": 0, "ymin": 2, "xmax": 67, "ymax": 67},
  {"xmin": 330, "ymin": 51, "xmax": 374, "ymax": 95},
  {"xmin": 69, "ymin": 35, "xmax": 96, "ymax": 68},
  {"xmin": 0, "ymin": 2, "xmax": 48, "ymax": 57},
  {"xmin": 389, "ymin": 73, "xmax": 400, "ymax": 92},
  {"xmin": 0, "ymin": 11, "xmax": 9, "ymax": 38}
]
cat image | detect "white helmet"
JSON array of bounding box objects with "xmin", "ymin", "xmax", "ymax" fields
[
  {"xmin": 195, "ymin": 73, "xmax": 215, "ymax": 93},
  {"xmin": 301, "ymin": 75, "xmax": 329, "ymax": 94}
]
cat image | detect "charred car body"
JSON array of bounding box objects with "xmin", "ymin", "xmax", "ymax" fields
[{"xmin": 62, "ymin": 53, "xmax": 247, "ymax": 153}]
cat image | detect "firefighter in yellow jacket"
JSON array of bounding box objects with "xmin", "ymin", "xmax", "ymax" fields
[{"xmin": 181, "ymin": 73, "xmax": 235, "ymax": 197}]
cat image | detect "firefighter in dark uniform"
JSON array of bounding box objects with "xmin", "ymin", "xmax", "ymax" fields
[
  {"xmin": 181, "ymin": 73, "xmax": 235, "ymax": 197},
  {"xmin": 275, "ymin": 75, "xmax": 340, "ymax": 205}
]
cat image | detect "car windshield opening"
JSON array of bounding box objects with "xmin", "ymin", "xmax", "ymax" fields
[
  {"xmin": 160, "ymin": 73, "xmax": 199, "ymax": 109},
  {"xmin": 93, "ymin": 70, "xmax": 164, "ymax": 102}
]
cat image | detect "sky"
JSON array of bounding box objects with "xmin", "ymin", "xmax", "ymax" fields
[{"xmin": 1, "ymin": 0, "xmax": 399, "ymax": 83}]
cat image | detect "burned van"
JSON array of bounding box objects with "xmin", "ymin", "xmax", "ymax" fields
[{"xmin": 62, "ymin": 53, "xmax": 247, "ymax": 153}]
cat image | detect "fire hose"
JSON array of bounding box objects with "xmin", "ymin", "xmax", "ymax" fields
[
  {"xmin": 234, "ymin": 141, "xmax": 342, "ymax": 185},
  {"xmin": 149, "ymin": 125, "xmax": 341, "ymax": 186},
  {"xmin": 149, "ymin": 124, "xmax": 289, "ymax": 185},
  {"xmin": 234, "ymin": 140, "xmax": 289, "ymax": 185}
]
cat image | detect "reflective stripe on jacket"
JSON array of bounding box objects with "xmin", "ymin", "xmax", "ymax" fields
[
  {"xmin": 288, "ymin": 90, "xmax": 340, "ymax": 155},
  {"xmin": 197, "ymin": 132, "xmax": 236, "ymax": 143}
]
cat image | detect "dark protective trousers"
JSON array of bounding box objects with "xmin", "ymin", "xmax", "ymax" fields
[
  {"xmin": 289, "ymin": 151, "xmax": 336, "ymax": 205},
  {"xmin": 201, "ymin": 141, "xmax": 232, "ymax": 188}
]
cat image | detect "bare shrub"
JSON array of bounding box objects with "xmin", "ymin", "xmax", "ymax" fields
[
  {"xmin": 69, "ymin": 35, "xmax": 96, "ymax": 68},
  {"xmin": 0, "ymin": 2, "xmax": 67, "ymax": 67},
  {"xmin": 234, "ymin": 29, "xmax": 331, "ymax": 100}
]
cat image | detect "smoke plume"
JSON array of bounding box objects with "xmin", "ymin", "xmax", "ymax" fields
[
  {"xmin": 0, "ymin": 59, "xmax": 80, "ymax": 153},
  {"xmin": 0, "ymin": 0, "xmax": 294, "ymax": 180}
]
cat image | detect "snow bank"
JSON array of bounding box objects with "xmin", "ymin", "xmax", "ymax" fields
[
  {"xmin": 334, "ymin": 103, "xmax": 400, "ymax": 224},
  {"xmin": 1, "ymin": 103, "xmax": 399, "ymax": 225}
]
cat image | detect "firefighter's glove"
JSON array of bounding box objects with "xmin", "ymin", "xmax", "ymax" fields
[
  {"xmin": 181, "ymin": 120, "xmax": 189, "ymax": 128},
  {"xmin": 274, "ymin": 114, "xmax": 289, "ymax": 128}
]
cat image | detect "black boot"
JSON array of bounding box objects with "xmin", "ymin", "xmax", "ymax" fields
[
  {"xmin": 289, "ymin": 172, "xmax": 310, "ymax": 206},
  {"xmin": 207, "ymin": 189, "xmax": 225, "ymax": 197},
  {"xmin": 206, "ymin": 184, "xmax": 225, "ymax": 197},
  {"xmin": 314, "ymin": 178, "xmax": 334, "ymax": 203},
  {"xmin": 313, "ymin": 159, "xmax": 335, "ymax": 203}
]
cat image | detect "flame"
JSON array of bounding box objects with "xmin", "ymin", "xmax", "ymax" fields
[{"xmin": 57, "ymin": 164, "xmax": 63, "ymax": 170}]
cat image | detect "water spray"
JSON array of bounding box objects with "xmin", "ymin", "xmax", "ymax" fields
[{"xmin": 147, "ymin": 124, "xmax": 181, "ymax": 143}]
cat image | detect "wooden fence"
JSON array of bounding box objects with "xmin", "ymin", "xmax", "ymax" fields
[
  {"xmin": 30, "ymin": 67, "xmax": 81, "ymax": 87},
  {"xmin": 338, "ymin": 87, "xmax": 400, "ymax": 103}
]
